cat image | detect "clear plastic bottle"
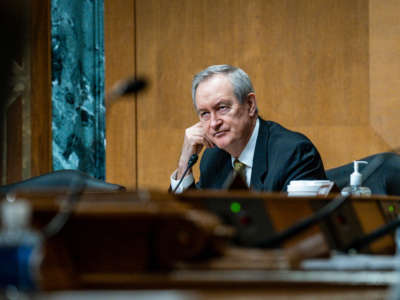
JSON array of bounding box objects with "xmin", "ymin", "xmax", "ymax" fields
[
  {"xmin": 341, "ymin": 161, "xmax": 372, "ymax": 196},
  {"xmin": 0, "ymin": 194, "xmax": 43, "ymax": 292}
]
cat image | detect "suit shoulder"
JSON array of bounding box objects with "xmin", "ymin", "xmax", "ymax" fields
[{"xmin": 263, "ymin": 120, "xmax": 313, "ymax": 146}]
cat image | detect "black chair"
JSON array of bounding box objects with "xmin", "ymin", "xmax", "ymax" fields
[
  {"xmin": 326, "ymin": 152, "xmax": 400, "ymax": 196},
  {"xmin": 0, "ymin": 169, "xmax": 125, "ymax": 194}
]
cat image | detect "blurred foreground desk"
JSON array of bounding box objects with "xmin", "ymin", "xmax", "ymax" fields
[
  {"xmin": 38, "ymin": 270, "xmax": 395, "ymax": 299},
  {"xmin": 25, "ymin": 190, "xmax": 400, "ymax": 298}
]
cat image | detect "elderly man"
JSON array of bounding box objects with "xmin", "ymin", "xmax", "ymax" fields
[{"xmin": 171, "ymin": 65, "xmax": 326, "ymax": 193}]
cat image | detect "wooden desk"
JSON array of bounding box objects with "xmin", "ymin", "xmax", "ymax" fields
[
  {"xmin": 179, "ymin": 190, "xmax": 400, "ymax": 253},
  {"xmin": 18, "ymin": 190, "xmax": 400, "ymax": 297},
  {"xmin": 37, "ymin": 269, "xmax": 394, "ymax": 299}
]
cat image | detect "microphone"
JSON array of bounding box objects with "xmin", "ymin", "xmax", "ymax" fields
[
  {"xmin": 342, "ymin": 217, "xmax": 400, "ymax": 253},
  {"xmin": 172, "ymin": 154, "xmax": 199, "ymax": 194},
  {"xmin": 106, "ymin": 77, "xmax": 148, "ymax": 104}
]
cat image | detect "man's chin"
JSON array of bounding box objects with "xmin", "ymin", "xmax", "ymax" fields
[{"xmin": 212, "ymin": 138, "xmax": 231, "ymax": 151}]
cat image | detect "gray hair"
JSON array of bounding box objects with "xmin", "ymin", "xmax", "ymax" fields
[{"xmin": 191, "ymin": 65, "xmax": 255, "ymax": 107}]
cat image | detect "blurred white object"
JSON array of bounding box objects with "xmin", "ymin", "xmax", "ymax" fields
[{"xmin": 287, "ymin": 180, "xmax": 334, "ymax": 196}]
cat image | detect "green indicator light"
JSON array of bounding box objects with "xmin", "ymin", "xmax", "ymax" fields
[
  {"xmin": 389, "ymin": 205, "xmax": 394, "ymax": 213},
  {"xmin": 231, "ymin": 202, "xmax": 241, "ymax": 213}
]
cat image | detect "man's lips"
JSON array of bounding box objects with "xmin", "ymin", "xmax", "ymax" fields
[{"xmin": 213, "ymin": 130, "xmax": 228, "ymax": 137}]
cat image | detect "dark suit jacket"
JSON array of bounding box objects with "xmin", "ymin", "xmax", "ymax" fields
[{"xmin": 196, "ymin": 118, "xmax": 327, "ymax": 192}]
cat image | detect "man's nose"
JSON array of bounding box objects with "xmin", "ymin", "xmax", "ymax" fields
[{"xmin": 210, "ymin": 112, "xmax": 221, "ymax": 129}]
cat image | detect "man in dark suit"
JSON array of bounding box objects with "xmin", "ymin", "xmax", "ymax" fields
[{"xmin": 171, "ymin": 65, "xmax": 326, "ymax": 192}]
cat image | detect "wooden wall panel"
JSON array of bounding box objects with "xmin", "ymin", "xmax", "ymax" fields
[
  {"xmin": 246, "ymin": 0, "xmax": 372, "ymax": 169},
  {"xmin": 6, "ymin": 98, "xmax": 23, "ymax": 184},
  {"xmin": 31, "ymin": 0, "xmax": 52, "ymax": 177},
  {"xmin": 369, "ymin": 0, "xmax": 400, "ymax": 153},
  {"xmin": 105, "ymin": 0, "xmax": 399, "ymax": 190},
  {"xmin": 104, "ymin": 0, "xmax": 137, "ymax": 189},
  {"xmin": 134, "ymin": 0, "xmax": 370, "ymax": 190}
]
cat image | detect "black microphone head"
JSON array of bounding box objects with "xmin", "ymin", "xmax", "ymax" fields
[
  {"xmin": 121, "ymin": 78, "xmax": 147, "ymax": 95},
  {"xmin": 106, "ymin": 77, "xmax": 148, "ymax": 104}
]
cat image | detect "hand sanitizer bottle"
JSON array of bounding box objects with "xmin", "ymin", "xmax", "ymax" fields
[
  {"xmin": 0, "ymin": 194, "xmax": 43, "ymax": 293},
  {"xmin": 341, "ymin": 160, "xmax": 372, "ymax": 196}
]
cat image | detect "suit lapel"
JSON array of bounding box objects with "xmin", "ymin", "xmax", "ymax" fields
[
  {"xmin": 250, "ymin": 118, "xmax": 269, "ymax": 190},
  {"xmin": 215, "ymin": 154, "xmax": 233, "ymax": 188}
]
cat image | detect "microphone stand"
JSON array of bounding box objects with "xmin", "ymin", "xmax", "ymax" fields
[{"xmin": 172, "ymin": 154, "xmax": 198, "ymax": 194}]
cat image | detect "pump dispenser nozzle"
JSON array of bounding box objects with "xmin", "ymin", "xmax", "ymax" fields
[
  {"xmin": 350, "ymin": 160, "xmax": 368, "ymax": 186},
  {"xmin": 341, "ymin": 160, "xmax": 371, "ymax": 196}
]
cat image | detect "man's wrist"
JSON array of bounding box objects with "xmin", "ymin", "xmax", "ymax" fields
[{"xmin": 171, "ymin": 169, "xmax": 194, "ymax": 193}]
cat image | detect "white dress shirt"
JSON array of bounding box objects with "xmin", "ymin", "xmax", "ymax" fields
[{"xmin": 171, "ymin": 119, "xmax": 260, "ymax": 193}]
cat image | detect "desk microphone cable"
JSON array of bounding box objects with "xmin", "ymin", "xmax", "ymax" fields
[
  {"xmin": 342, "ymin": 217, "xmax": 400, "ymax": 253},
  {"xmin": 41, "ymin": 174, "xmax": 86, "ymax": 239},
  {"xmin": 258, "ymin": 194, "xmax": 349, "ymax": 248}
]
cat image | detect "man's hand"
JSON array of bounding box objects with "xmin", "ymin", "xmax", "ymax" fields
[{"xmin": 177, "ymin": 122, "xmax": 214, "ymax": 179}]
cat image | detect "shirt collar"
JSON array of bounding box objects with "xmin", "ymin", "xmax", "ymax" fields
[{"xmin": 231, "ymin": 118, "xmax": 259, "ymax": 168}]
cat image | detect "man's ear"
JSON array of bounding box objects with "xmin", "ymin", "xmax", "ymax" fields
[{"xmin": 246, "ymin": 93, "xmax": 257, "ymax": 117}]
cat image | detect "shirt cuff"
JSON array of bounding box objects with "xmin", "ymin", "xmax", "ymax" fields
[{"xmin": 170, "ymin": 169, "xmax": 194, "ymax": 194}]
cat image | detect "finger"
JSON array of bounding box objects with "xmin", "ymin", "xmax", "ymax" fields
[
  {"xmin": 202, "ymin": 136, "xmax": 214, "ymax": 148},
  {"xmin": 203, "ymin": 134, "xmax": 215, "ymax": 147}
]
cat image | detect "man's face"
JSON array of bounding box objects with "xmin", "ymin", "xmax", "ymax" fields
[{"xmin": 195, "ymin": 74, "xmax": 257, "ymax": 157}]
